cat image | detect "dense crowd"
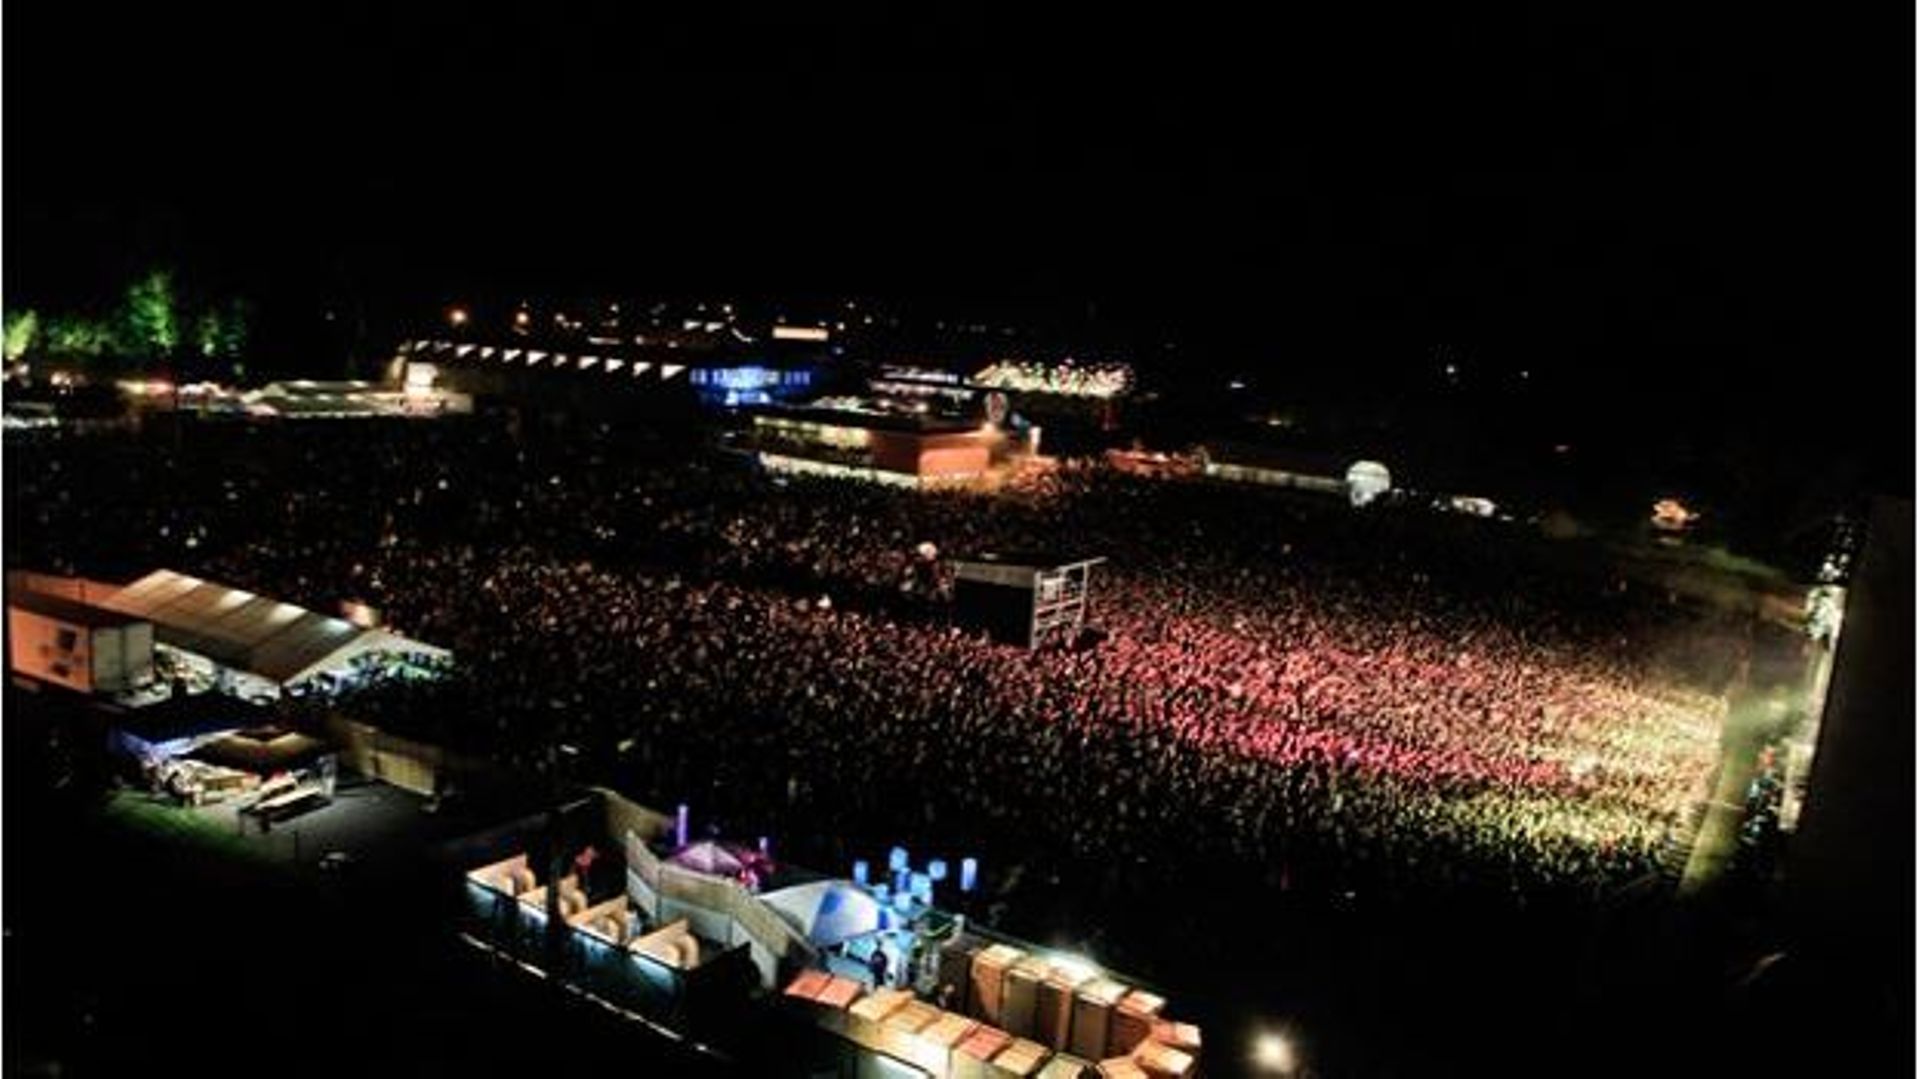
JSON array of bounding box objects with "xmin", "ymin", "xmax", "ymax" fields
[
  {"xmin": 7, "ymin": 416, "xmax": 1736, "ymax": 925},
  {"xmin": 973, "ymin": 359, "xmax": 1132, "ymax": 399}
]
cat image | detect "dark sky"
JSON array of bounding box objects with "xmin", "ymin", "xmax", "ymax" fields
[{"xmin": 5, "ymin": 7, "xmax": 1914, "ymax": 481}]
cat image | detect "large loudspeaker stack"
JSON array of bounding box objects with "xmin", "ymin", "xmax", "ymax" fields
[{"xmin": 952, "ymin": 570, "xmax": 1038, "ymax": 646}]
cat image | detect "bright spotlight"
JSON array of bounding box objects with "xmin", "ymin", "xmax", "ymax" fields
[
  {"xmin": 1253, "ymin": 1032, "xmax": 1295, "ymax": 1073},
  {"xmin": 448, "ymin": 307, "xmax": 469, "ymax": 327}
]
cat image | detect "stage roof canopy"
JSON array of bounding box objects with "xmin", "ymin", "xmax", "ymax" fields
[{"xmin": 99, "ymin": 570, "xmax": 447, "ymax": 686}]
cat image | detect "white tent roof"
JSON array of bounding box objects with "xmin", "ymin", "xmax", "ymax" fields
[
  {"xmin": 759, "ymin": 880, "xmax": 884, "ymax": 948},
  {"xmin": 100, "ymin": 570, "xmax": 447, "ymax": 685}
]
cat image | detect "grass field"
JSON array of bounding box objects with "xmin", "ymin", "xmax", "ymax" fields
[{"xmin": 99, "ymin": 790, "xmax": 285, "ymax": 866}]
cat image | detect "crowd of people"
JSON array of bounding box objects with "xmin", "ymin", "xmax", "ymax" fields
[
  {"xmin": 8, "ymin": 415, "xmax": 1741, "ymax": 946},
  {"xmin": 972, "ymin": 359, "xmax": 1132, "ymax": 399}
]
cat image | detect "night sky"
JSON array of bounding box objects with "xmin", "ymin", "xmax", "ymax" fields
[{"xmin": 5, "ymin": 8, "xmax": 1913, "ymax": 489}]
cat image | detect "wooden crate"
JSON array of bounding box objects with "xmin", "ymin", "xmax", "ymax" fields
[
  {"xmin": 1001, "ymin": 957, "xmax": 1049, "ymax": 1039},
  {"xmin": 1109, "ymin": 989, "xmax": 1165, "ymax": 1056},
  {"xmin": 1067, "ymin": 979, "xmax": 1128, "ymax": 1062},
  {"xmin": 970, "ymin": 944, "xmax": 1026, "ymax": 1024}
]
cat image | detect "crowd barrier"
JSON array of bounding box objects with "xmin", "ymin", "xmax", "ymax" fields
[
  {"xmin": 784, "ymin": 939, "xmax": 1199, "ymax": 1078},
  {"xmin": 326, "ymin": 714, "xmax": 441, "ymax": 795},
  {"xmin": 605, "ymin": 787, "xmax": 817, "ymax": 987}
]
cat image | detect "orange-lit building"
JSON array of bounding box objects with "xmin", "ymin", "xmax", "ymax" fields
[
  {"xmin": 746, "ymin": 405, "xmax": 1007, "ymax": 484},
  {"xmin": 7, "ymin": 588, "xmax": 154, "ymax": 695}
]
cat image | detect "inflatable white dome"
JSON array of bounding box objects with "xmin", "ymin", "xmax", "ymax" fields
[{"xmin": 1346, "ymin": 460, "xmax": 1392, "ymax": 507}]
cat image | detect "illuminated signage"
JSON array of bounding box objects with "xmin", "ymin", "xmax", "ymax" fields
[
  {"xmin": 404, "ymin": 363, "xmax": 438, "ymax": 396},
  {"xmin": 773, "ymin": 326, "xmax": 830, "ymax": 342}
]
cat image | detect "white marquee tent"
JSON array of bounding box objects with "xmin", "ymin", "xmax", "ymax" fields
[{"xmin": 99, "ymin": 570, "xmax": 448, "ymax": 689}]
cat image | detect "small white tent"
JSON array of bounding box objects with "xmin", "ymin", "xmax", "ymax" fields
[
  {"xmin": 1346, "ymin": 460, "xmax": 1393, "ymax": 507},
  {"xmin": 759, "ymin": 880, "xmax": 884, "ymax": 948}
]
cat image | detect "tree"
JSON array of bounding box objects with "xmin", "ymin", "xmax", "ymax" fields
[
  {"xmin": 124, "ymin": 269, "xmax": 180, "ymax": 358},
  {"xmin": 3, "ymin": 309, "xmax": 38, "ymax": 362},
  {"xmin": 43, "ymin": 314, "xmax": 114, "ymax": 360},
  {"xmin": 194, "ymin": 309, "xmax": 223, "ymax": 358},
  {"xmin": 218, "ymin": 298, "xmax": 250, "ymax": 357},
  {"xmin": 193, "ymin": 299, "xmax": 250, "ymax": 366}
]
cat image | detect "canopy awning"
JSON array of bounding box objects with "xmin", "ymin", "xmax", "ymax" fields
[
  {"xmin": 668, "ymin": 840, "xmax": 749, "ymax": 877},
  {"xmin": 760, "ymin": 880, "xmax": 884, "ymax": 948},
  {"xmin": 100, "ymin": 570, "xmax": 448, "ymax": 686}
]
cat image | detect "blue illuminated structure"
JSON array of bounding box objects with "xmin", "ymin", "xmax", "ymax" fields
[{"xmin": 688, "ymin": 364, "xmax": 816, "ymax": 409}]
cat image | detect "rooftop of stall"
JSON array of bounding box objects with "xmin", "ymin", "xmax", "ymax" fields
[
  {"xmin": 98, "ymin": 569, "xmax": 448, "ymax": 693},
  {"xmin": 191, "ymin": 726, "xmax": 333, "ymax": 774}
]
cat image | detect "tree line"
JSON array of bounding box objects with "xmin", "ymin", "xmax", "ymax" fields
[{"xmin": 5, "ymin": 269, "xmax": 250, "ymax": 380}]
